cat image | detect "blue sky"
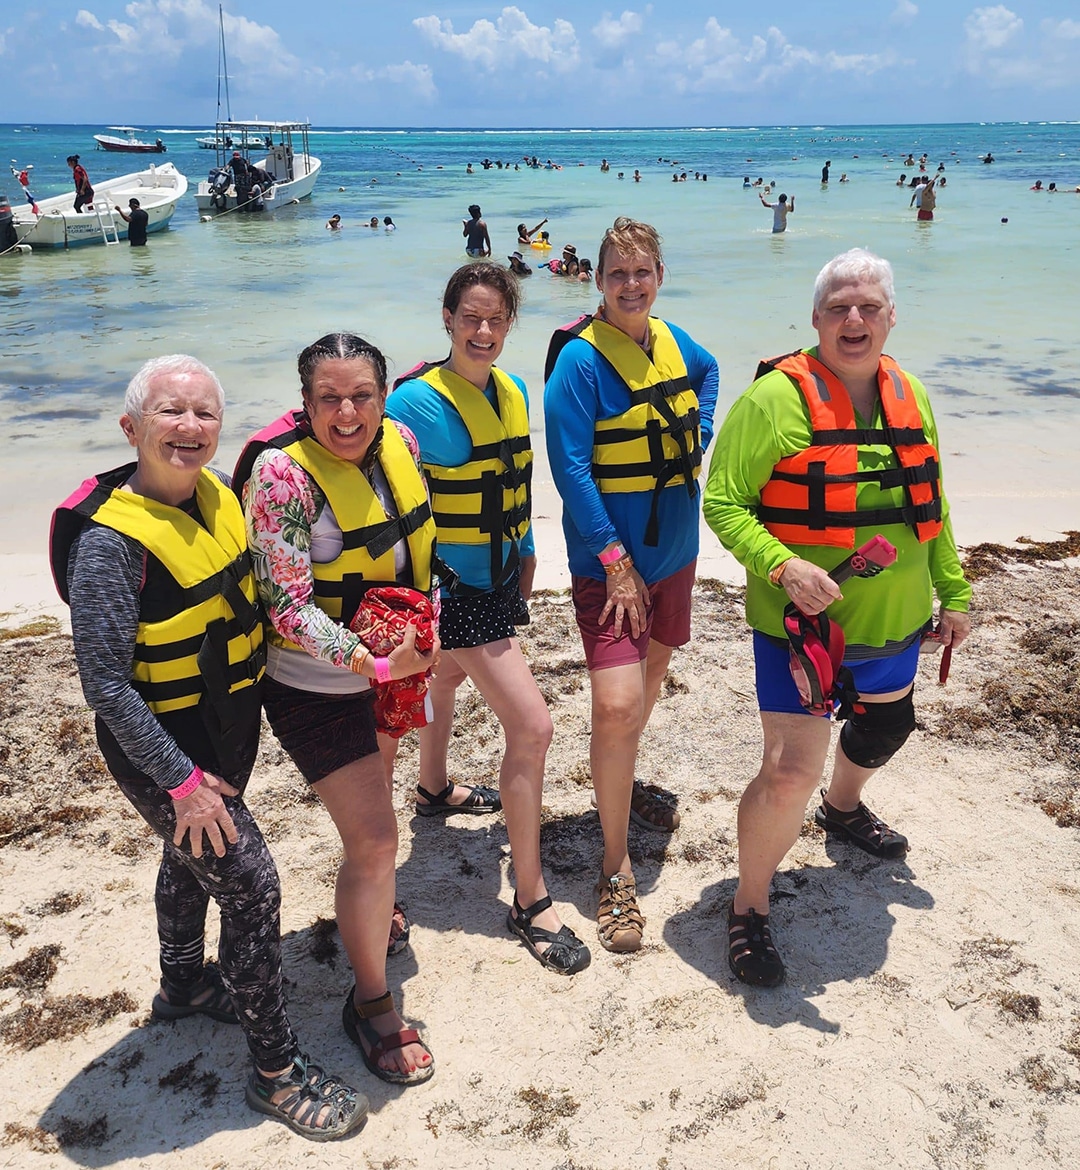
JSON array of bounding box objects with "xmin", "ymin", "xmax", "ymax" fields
[{"xmin": 3, "ymin": 2, "xmax": 1078, "ymax": 126}]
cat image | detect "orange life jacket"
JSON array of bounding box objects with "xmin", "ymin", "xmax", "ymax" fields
[{"xmin": 757, "ymin": 350, "xmax": 943, "ymax": 549}]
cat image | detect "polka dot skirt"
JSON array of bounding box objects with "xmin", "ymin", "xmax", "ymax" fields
[{"xmin": 439, "ymin": 568, "xmax": 530, "ymax": 650}]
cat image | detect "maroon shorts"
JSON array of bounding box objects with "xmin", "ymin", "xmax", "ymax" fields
[
  {"xmin": 571, "ymin": 559, "xmax": 695, "ymax": 671},
  {"xmin": 917, "ymin": 209, "xmax": 933, "ymax": 221}
]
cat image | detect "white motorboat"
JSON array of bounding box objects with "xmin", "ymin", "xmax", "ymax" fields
[
  {"xmin": 194, "ymin": 120, "xmax": 321, "ymax": 215},
  {"xmin": 93, "ymin": 127, "xmax": 167, "ymax": 154},
  {"xmin": 11, "ymin": 162, "xmax": 188, "ymax": 249}
]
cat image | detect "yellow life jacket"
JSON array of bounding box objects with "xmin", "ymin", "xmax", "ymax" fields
[
  {"xmin": 233, "ymin": 413, "xmax": 435, "ymax": 639},
  {"xmin": 50, "ymin": 465, "xmax": 266, "ymax": 724},
  {"xmin": 544, "ymin": 314, "xmax": 702, "ymax": 546},
  {"xmin": 395, "ymin": 361, "xmax": 532, "ymax": 591}
]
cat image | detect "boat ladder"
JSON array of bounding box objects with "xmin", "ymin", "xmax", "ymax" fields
[{"xmin": 91, "ymin": 201, "xmax": 121, "ymax": 246}]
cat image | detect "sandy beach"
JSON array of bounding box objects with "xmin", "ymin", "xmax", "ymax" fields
[
  {"xmin": 2, "ymin": 525, "xmax": 1079, "ymax": 1169},
  {"xmin": 3, "ymin": 115, "xmax": 1079, "ymax": 1167}
]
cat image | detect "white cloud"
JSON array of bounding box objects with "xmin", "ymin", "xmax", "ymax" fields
[
  {"xmin": 414, "ymin": 6, "xmax": 579, "ymax": 71},
  {"xmin": 960, "ymin": 8, "xmax": 1080, "ymax": 87},
  {"xmin": 592, "ymin": 10, "xmax": 643, "ymax": 50},
  {"xmin": 1042, "ymin": 17, "xmax": 1080, "ymax": 39},
  {"xmin": 73, "ymin": 1, "xmax": 300, "ymax": 74},
  {"xmin": 964, "ymin": 5, "xmax": 1022, "ymax": 52},
  {"xmin": 890, "ymin": 1, "xmax": 918, "ymax": 25},
  {"xmin": 654, "ymin": 20, "xmax": 890, "ymax": 93},
  {"xmin": 380, "ymin": 61, "xmax": 437, "ymax": 101}
]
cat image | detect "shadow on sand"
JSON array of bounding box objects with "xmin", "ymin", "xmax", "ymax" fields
[{"xmin": 663, "ymin": 840, "xmax": 934, "ymax": 1035}]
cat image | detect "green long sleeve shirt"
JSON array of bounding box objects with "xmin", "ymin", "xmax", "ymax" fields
[{"xmin": 702, "ymin": 353, "xmax": 971, "ymax": 655}]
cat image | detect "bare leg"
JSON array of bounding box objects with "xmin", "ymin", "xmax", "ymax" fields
[
  {"xmin": 589, "ymin": 660, "xmax": 648, "ymax": 879},
  {"xmin": 639, "ymin": 640, "xmax": 673, "ymax": 732},
  {"xmin": 314, "ymin": 755, "xmax": 430, "ymax": 1077},
  {"xmin": 449, "ymin": 639, "xmax": 563, "ymax": 937},
  {"xmin": 733, "ymin": 712, "xmax": 832, "ymax": 915},
  {"xmin": 415, "ymin": 656, "xmax": 482, "ymax": 805}
]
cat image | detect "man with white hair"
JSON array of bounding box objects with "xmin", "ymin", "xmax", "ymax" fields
[{"xmin": 703, "ymin": 249, "xmax": 972, "ymax": 988}]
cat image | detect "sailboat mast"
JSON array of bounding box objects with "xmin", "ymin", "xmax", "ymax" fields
[
  {"xmin": 220, "ymin": 5, "xmax": 232, "ymax": 122},
  {"xmin": 215, "ymin": 14, "xmax": 222, "ymax": 120}
]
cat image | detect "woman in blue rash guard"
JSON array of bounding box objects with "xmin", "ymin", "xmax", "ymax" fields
[
  {"xmin": 543, "ymin": 218, "xmax": 718, "ymax": 955},
  {"xmin": 386, "ymin": 261, "xmax": 590, "ymax": 977}
]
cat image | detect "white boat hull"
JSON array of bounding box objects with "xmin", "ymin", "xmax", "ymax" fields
[
  {"xmin": 94, "ymin": 134, "xmax": 166, "ymax": 153},
  {"xmin": 12, "ymin": 163, "xmax": 188, "ymax": 249},
  {"xmin": 194, "ymin": 156, "xmax": 321, "ymax": 214}
]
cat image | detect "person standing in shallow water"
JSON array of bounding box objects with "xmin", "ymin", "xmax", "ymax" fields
[
  {"xmin": 115, "ymin": 198, "xmax": 148, "ymax": 246},
  {"xmin": 544, "ymin": 218, "xmax": 718, "ymax": 956},
  {"xmin": 703, "ymin": 248, "xmax": 971, "ymax": 989},
  {"xmin": 760, "ymin": 191, "xmax": 794, "ymax": 233},
  {"xmin": 912, "ymin": 177, "xmax": 937, "ymax": 221},
  {"xmin": 462, "ymin": 203, "xmax": 491, "ymax": 256}
]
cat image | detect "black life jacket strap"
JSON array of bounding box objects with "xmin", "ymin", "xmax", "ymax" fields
[
  {"xmin": 640, "ymin": 388, "xmax": 699, "ymax": 496},
  {"xmin": 625, "ymin": 375, "xmax": 694, "ymax": 406},
  {"xmin": 340, "ymin": 500, "xmax": 432, "ymax": 561},
  {"xmin": 133, "ymin": 634, "xmax": 264, "ymax": 707},
  {"xmin": 316, "ymin": 575, "xmax": 406, "ymax": 630},
  {"xmin": 757, "ymin": 499, "xmax": 943, "ymax": 532},
  {"xmin": 768, "ymin": 461, "xmax": 940, "ymax": 490},
  {"xmin": 810, "ymin": 425, "xmax": 927, "ymax": 447},
  {"xmin": 195, "ymin": 617, "xmax": 264, "ymax": 776},
  {"xmin": 755, "ymin": 351, "xmax": 805, "ymax": 382}
]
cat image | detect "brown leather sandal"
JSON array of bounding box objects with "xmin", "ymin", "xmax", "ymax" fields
[
  {"xmin": 596, "ymin": 873, "xmax": 645, "ymax": 953},
  {"xmin": 629, "ymin": 779, "xmax": 681, "ymax": 832},
  {"xmin": 342, "ymin": 988, "xmax": 434, "ymax": 1086}
]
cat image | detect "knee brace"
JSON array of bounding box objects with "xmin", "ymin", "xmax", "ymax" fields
[{"xmin": 839, "ymin": 691, "xmax": 916, "ymax": 770}]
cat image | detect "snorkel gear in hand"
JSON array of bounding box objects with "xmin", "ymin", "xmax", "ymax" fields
[{"xmin": 783, "ymin": 536, "xmax": 898, "ymax": 716}]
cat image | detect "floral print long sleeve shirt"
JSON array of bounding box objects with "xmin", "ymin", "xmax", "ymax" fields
[{"xmin": 243, "ymin": 421, "xmax": 424, "ymax": 670}]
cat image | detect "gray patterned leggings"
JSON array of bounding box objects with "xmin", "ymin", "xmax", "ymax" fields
[{"xmin": 114, "ymin": 776, "xmax": 298, "ymax": 1071}]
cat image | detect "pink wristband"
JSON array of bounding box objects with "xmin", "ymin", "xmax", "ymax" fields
[
  {"xmin": 373, "ymin": 657, "xmax": 392, "ymax": 685},
  {"xmin": 598, "ymin": 543, "xmax": 626, "ymax": 567},
  {"xmin": 169, "ymin": 766, "xmax": 204, "ymax": 801}
]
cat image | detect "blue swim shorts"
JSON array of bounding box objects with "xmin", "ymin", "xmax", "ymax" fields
[{"xmin": 753, "ymin": 630, "xmax": 921, "ymax": 716}]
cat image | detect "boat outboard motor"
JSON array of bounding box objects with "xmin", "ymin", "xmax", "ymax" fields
[
  {"xmin": 207, "ymin": 167, "xmax": 231, "ymax": 210},
  {"xmin": 0, "ymin": 193, "xmax": 17, "ymax": 252}
]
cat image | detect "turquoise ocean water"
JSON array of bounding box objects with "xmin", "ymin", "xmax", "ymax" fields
[{"xmin": 2, "ymin": 122, "xmax": 1078, "ymax": 554}]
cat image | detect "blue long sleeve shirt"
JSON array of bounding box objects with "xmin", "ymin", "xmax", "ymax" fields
[
  {"xmin": 386, "ymin": 369, "xmax": 536, "ymax": 593},
  {"xmin": 543, "ymin": 320, "xmax": 719, "ymax": 584}
]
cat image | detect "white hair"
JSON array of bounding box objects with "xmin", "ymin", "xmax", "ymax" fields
[
  {"xmin": 813, "ymin": 248, "xmax": 895, "ymax": 312},
  {"xmin": 124, "ymin": 355, "xmax": 224, "ymax": 419}
]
